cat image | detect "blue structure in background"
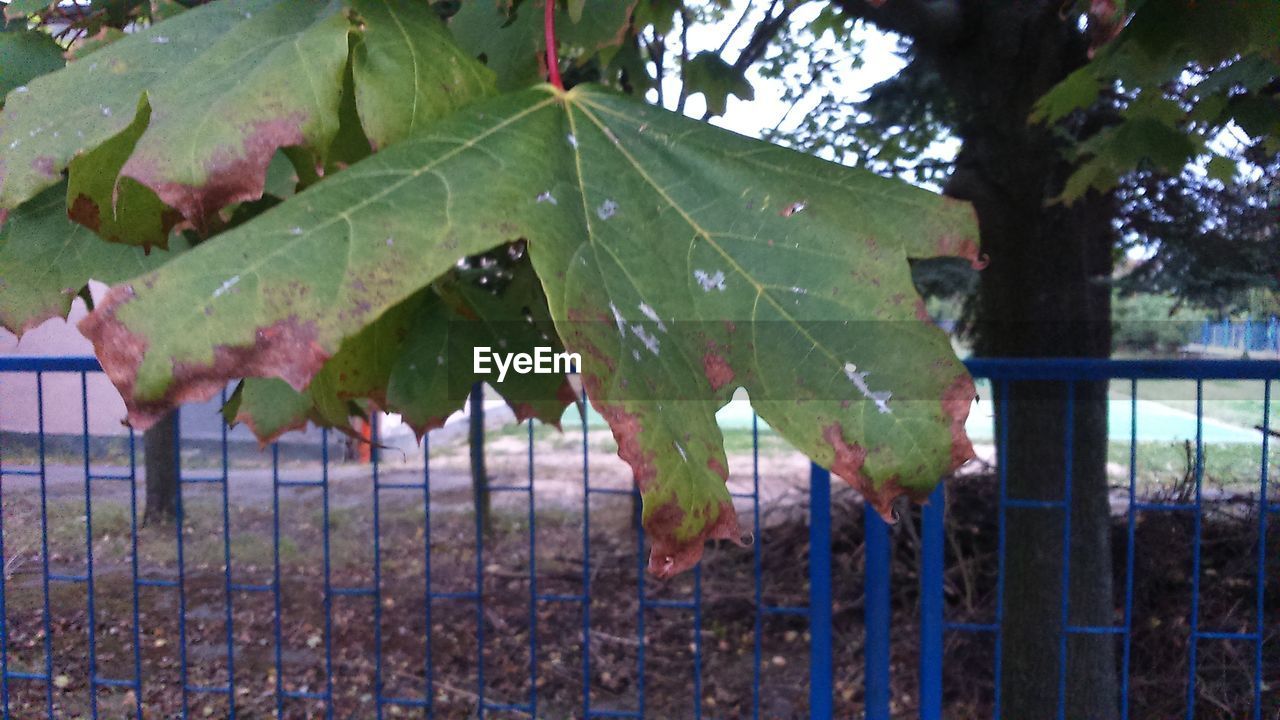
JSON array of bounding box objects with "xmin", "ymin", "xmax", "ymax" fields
[
  {"xmin": 1197, "ymin": 317, "xmax": 1280, "ymax": 356},
  {"xmin": 0, "ymin": 356, "xmax": 1276, "ymax": 718}
]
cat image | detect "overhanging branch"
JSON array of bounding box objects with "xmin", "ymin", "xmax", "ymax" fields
[{"xmin": 831, "ymin": 0, "xmax": 964, "ymax": 46}]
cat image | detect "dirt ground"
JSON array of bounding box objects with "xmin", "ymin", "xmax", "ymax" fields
[{"xmin": 1, "ymin": 428, "xmax": 1277, "ymax": 719}]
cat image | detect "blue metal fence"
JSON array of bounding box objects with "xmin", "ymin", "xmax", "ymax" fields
[
  {"xmin": 0, "ymin": 356, "xmax": 1276, "ymax": 718},
  {"xmin": 1197, "ymin": 317, "xmax": 1280, "ymax": 355}
]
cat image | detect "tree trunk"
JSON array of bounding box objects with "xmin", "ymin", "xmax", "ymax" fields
[
  {"xmin": 143, "ymin": 410, "xmax": 179, "ymax": 525},
  {"xmin": 935, "ymin": 4, "xmax": 1119, "ymax": 717},
  {"xmin": 966, "ymin": 167, "xmax": 1118, "ymax": 717},
  {"xmin": 469, "ymin": 382, "xmax": 491, "ymax": 535}
]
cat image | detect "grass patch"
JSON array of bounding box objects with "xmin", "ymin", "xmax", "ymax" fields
[{"xmin": 1109, "ymin": 440, "xmax": 1279, "ymax": 490}]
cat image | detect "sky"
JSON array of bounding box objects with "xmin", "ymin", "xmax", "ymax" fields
[{"xmin": 645, "ymin": 2, "xmax": 908, "ymax": 141}]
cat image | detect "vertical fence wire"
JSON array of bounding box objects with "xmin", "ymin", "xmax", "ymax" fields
[
  {"xmin": 37, "ymin": 372, "xmax": 54, "ymax": 717},
  {"xmin": 919, "ymin": 485, "xmax": 944, "ymax": 720},
  {"xmin": 1186, "ymin": 380, "xmax": 1205, "ymax": 719},
  {"xmin": 751, "ymin": 413, "xmax": 763, "ymax": 720},
  {"xmin": 423, "ymin": 432, "xmax": 435, "ymax": 717},
  {"xmin": 0, "ymin": 373, "xmax": 7, "ymax": 720},
  {"xmin": 321, "ymin": 430, "xmax": 335, "ymax": 719},
  {"xmin": 1121, "ymin": 379, "xmax": 1139, "ymax": 720},
  {"xmin": 219, "ymin": 390, "xmax": 237, "ymax": 717},
  {"xmin": 127, "ymin": 426, "xmax": 143, "ymax": 720},
  {"xmin": 864, "ymin": 505, "xmax": 891, "ymax": 720},
  {"xmin": 372, "ymin": 415, "xmax": 386, "ymax": 720},
  {"xmin": 580, "ymin": 388, "xmax": 592, "ymax": 719},
  {"xmin": 1253, "ymin": 380, "xmax": 1270, "ymax": 718},
  {"xmin": 271, "ymin": 443, "xmax": 284, "ymax": 719},
  {"xmin": 807, "ymin": 463, "xmax": 833, "ymax": 718},
  {"xmin": 174, "ymin": 407, "xmax": 192, "ymax": 718},
  {"xmin": 80, "ymin": 373, "xmax": 99, "ymax": 719},
  {"xmin": 527, "ymin": 420, "xmax": 539, "ymax": 717}
]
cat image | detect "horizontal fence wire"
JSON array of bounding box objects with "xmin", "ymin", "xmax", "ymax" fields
[{"xmin": 0, "ymin": 356, "xmax": 1275, "ymax": 718}]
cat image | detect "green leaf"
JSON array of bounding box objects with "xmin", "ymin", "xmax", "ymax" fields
[
  {"xmin": 0, "ymin": 0, "xmax": 281, "ymax": 212},
  {"xmin": 2, "ymin": 0, "xmax": 54, "ymax": 21},
  {"xmin": 1029, "ymin": 65, "xmax": 1099, "ymax": 125},
  {"xmin": 0, "ymin": 181, "xmax": 183, "ymax": 336},
  {"xmin": 66, "ymin": 96, "xmax": 180, "ymax": 248},
  {"xmin": 1, "ymin": 0, "xmax": 495, "ymax": 245},
  {"xmin": 113, "ymin": 2, "xmax": 351, "ymax": 234},
  {"xmin": 80, "ymin": 85, "xmax": 979, "ymax": 575},
  {"xmin": 1204, "ymin": 154, "xmax": 1237, "ymax": 184},
  {"xmin": 222, "ymin": 378, "xmax": 319, "ymax": 442},
  {"xmin": 1058, "ymin": 118, "xmax": 1198, "ymax": 202},
  {"xmin": 349, "ymin": 0, "xmax": 496, "ymax": 149},
  {"xmin": 682, "ymin": 51, "xmax": 753, "ymax": 117},
  {"xmin": 1034, "ymin": 0, "xmax": 1280, "ymax": 124},
  {"xmin": 0, "ymin": 28, "xmax": 63, "ymax": 102},
  {"xmin": 450, "ymin": 0, "xmax": 635, "ymax": 91},
  {"xmin": 230, "ymin": 254, "xmax": 574, "ymax": 441}
]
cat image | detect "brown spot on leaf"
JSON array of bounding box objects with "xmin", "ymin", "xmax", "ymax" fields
[
  {"xmin": 647, "ymin": 499, "xmax": 742, "ymax": 579},
  {"xmin": 822, "ymin": 422, "xmax": 925, "ymax": 522},
  {"xmin": 79, "ymin": 284, "xmax": 329, "ymax": 430},
  {"xmin": 582, "ymin": 375, "xmax": 743, "ymax": 578},
  {"xmin": 937, "ymin": 233, "xmax": 988, "ymax": 269},
  {"xmin": 706, "ymin": 456, "xmax": 728, "ymax": 480},
  {"xmin": 69, "ymin": 194, "xmax": 102, "ymax": 233},
  {"xmin": 583, "ymin": 376, "xmax": 655, "ymax": 490},
  {"xmin": 31, "ymin": 156, "xmax": 56, "ymax": 178},
  {"xmin": 402, "ymin": 415, "xmax": 449, "ymax": 442},
  {"xmin": 122, "ymin": 115, "xmax": 308, "ymax": 233},
  {"xmin": 702, "ymin": 352, "xmax": 734, "ymax": 391},
  {"xmin": 942, "ymin": 373, "xmax": 977, "ymax": 471}
]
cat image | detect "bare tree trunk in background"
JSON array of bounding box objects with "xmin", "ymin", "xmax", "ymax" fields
[
  {"xmin": 469, "ymin": 383, "xmax": 491, "ymax": 535},
  {"xmin": 143, "ymin": 410, "xmax": 178, "ymax": 525},
  {"xmin": 941, "ymin": 6, "xmax": 1119, "ymax": 713}
]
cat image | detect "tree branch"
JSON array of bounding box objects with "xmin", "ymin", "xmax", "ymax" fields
[
  {"xmin": 732, "ymin": 0, "xmax": 791, "ymax": 73},
  {"xmin": 676, "ymin": 9, "xmax": 691, "ymax": 113},
  {"xmin": 830, "ymin": 0, "xmax": 964, "ymax": 46}
]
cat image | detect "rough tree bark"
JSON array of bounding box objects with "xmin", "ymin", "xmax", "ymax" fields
[
  {"xmin": 142, "ymin": 410, "xmax": 179, "ymax": 525},
  {"xmin": 833, "ymin": 1, "xmax": 1120, "ymax": 716}
]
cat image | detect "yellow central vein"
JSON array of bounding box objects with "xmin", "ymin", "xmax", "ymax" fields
[{"xmin": 385, "ymin": 7, "xmax": 422, "ymax": 132}]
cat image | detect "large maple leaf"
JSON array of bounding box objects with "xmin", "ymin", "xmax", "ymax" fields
[
  {"xmin": 0, "ymin": 0, "xmax": 494, "ymax": 245},
  {"xmin": 79, "ymin": 84, "xmax": 980, "ymax": 576}
]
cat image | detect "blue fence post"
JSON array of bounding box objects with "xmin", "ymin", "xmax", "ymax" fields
[
  {"xmin": 864, "ymin": 504, "xmax": 892, "ymax": 720},
  {"xmin": 808, "ymin": 463, "xmax": 833, "ymax": 719},
  {"xmin": 919, "ymin": 486, "xmax": 945, "ymax": 720}
]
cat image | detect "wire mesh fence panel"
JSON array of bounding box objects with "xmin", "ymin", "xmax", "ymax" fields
[{"xmin": 0, "ymin": 356, "xmax": 1276, "ymax": 718}]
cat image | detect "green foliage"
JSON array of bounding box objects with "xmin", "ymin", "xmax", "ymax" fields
[
  {"xmin": 0, "ymin": 182, "xmax": 185, "ymax": 335},
  {"xmin": 1110, "ymin": 290, "xmax": 1198, "ymax": 353},
  {"xmin": 449, "ymin": 0, "xmax": 634, "ymax": 91},
  {"xmin": 1034, "ymin": 0, "xmax": 1280, "ymax": 201},
  {"xmin": 0, "ymin": 28, "xmax": 63, "ymax": 102},
  {"xmin": 0, "ymin": 0, "xmax": 494, "ymax": 243},
  {"xmin": 681, "ymin": 51, "xmax": 752, "ymax": 117},
  {"xmin": 3, "ymin": 0, "xmax": 982, "ymax": 574},
  {"xmin": 1115, "ymin": 150, "xmax": 1280, "ymax": 313}
]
